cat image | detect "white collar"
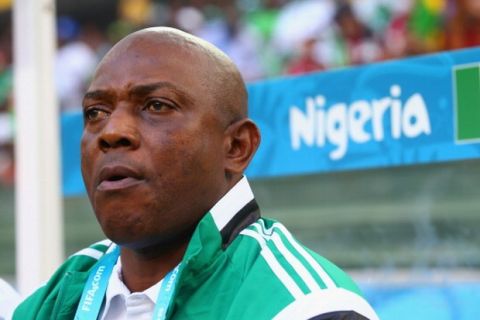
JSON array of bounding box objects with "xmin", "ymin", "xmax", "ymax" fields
[
  {"xmin": 208, "ymin": 176, "xmax": 254, "ymax": 231},
  {"xmin": 102, "ymin": 258, "xmax": 162, "ymax": 316}
]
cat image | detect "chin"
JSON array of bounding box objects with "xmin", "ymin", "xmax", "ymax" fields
[
  {"xmin": 96, "ymin": 213, "xmax": 146, "ymax": 245},
  {"xmin": 104, "ymin": 223, "xmax": 196, "ymax": 255}
]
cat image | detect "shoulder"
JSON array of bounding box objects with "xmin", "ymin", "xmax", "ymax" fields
[
  {"xmin": 13, "ymin": 239, "xmax": 112, "ymax": 319},
  {"xmin": 239, "ymin": 219, "xmax": 359, "ymax": 293},
  {"xmin": 47, "ymin": 239, "xmax": 112, "ymax": 277},
  {"xmin": 67, "ymin": 239, "xmax": 112, "ymax": 264},
  {"xmin": 238, "ymin": 218, "xmax": 378, "ymax": 320}
]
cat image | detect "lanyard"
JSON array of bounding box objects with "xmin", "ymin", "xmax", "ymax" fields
[
  {"xmin": 152, "ymin": 265, "xmax": 180, "ymax": 320},
  {"xmin": 74, "ymin": 245, "xmax": 180, "ymax": 320}
]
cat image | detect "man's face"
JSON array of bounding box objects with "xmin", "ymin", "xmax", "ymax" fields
[{"xmin": 81, "ymin": 36, "xmax": 229, "ymax": 248}]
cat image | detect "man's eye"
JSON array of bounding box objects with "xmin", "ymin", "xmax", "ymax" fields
[
  {"xmin": 84, "ymin": 108, "xmax": 108, "ymax": 121},
  {"xmin": 145, "ymin": 100, "xmax": 172, "ymax": 112}
]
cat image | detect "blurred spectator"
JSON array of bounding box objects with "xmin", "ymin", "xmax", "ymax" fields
[
  {"xmin": 0, "ymin": 18, "xmax": 13, "ymax": 186},
  {"xmin": 445, "ymin": 0, "xmax": 480, "ymax": 50},
  {"xmin": 174, "ymin": 6, "xmax": 205, "ymax": 34},
  {"xmin": 331, "ymin": 2, "xmax": 384, "ymax": 66},
  {"xmin": 272, "ymin": 0, "xmax": 334, "ymax": 58},
  {"xmin": 118, "ymin": 0, "xmax": 153, "ymax": 26},
  {"xmin": 0, "ymin": 109, "xmax": 13, "ymax": 186},
  {"xmin": 245, "ymin": 0, "xmax": 285, "ymax": 76},
  {"xmin": 382, "ymin": 1, "xmax": 414, "ymax": 59},
  {"xmin": 285, "ymin": 38, "xmax": 324, "ymax": 75},
  {"xmin": 194, "ymin": 3, "xmax": 266, "ymax": 81},
  {"xmin": 407, "ymin": 0, "xmax": 446, "ymax": 54},
  {"xmin": 0, "ymin": 0, "xmax": 477, "ymax": 118},
  {"xmin": 55, "ymin": 17, "xmax": 108, "ymax": 111}
]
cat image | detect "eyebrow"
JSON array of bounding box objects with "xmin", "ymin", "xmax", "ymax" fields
[
  {"xmin": 83, "ymin": 90, "xmax": 112, "ymax": 104},
  {"xmin": 130, "ymin": 81, "xmax": 194, "ymax": 106},
  {"xmin": 83, "ymin": 81, "xmax": 194, "ymax": 106}
]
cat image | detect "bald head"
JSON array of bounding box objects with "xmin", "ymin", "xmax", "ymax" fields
[{"xmin": 96, "ymin": 27, "xmax": 248, "ymax": 125}]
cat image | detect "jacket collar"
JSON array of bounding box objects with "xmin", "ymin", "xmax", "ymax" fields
[
  {"xmin": 169, "ymin": 176, "xmax": 260, "ymax": 317},
  {"xmin": 208, "ymin": 176, "xmax": 260, "ymax": 248},
  {"xmin": 180, "ymin": 176, "xmax": 260, "ymax": 270}
]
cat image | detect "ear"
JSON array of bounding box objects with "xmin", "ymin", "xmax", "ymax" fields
[{"xmin": 224, "ymin": 119, "xmax": 261, "ymax": 177}]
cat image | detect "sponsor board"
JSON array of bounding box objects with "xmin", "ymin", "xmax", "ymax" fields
[
  {"xmin": 61, "ymin": 48, "xmax": 480, "ymax": 195},
  {"xmin": 245, "ymin": 47, "xmax": 480, "ymax": 179}
]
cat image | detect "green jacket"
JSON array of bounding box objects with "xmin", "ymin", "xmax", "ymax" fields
[{"xmin": 14, "ymin": 179, "xmax": 378, "ymax": 319}]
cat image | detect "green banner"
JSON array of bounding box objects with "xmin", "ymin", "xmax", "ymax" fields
[{"xmin": 454, "ymin": 64, "xmax": 480, "ymax": 142}]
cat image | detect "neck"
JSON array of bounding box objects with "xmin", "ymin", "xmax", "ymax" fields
[{"xmin": 120, "ymin": 239, "xmax": 188, "ymax": 292}]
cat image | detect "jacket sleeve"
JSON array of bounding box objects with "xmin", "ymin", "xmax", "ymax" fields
[{"xmin": 13, "ymin": 240, "xmax": 111, "ymax": 319}]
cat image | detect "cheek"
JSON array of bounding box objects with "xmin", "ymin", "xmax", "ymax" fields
[
  {"xmin": 177, "ymin": 129, "xmax": 216, "ymax": 166},
  {"xmin": 147, "ymin": 128, "xmax": 213, "ymax": 186},
  {"xmin": 148, "ymin": 135, "xmax": 194, "ymax": 181},
  {"xmin": 80, "ymin": 133, "xmax": 97, "ymax": 190}
]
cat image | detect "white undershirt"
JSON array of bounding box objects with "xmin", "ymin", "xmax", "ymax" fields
[{"xmin": 99, "ymin": 258, "xmax": 162, "ymax": 320}]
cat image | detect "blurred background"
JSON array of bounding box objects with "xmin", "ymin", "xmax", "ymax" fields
[{"xmin": 1, "ymin": 0, "xmax": 480, "ymax": 319}]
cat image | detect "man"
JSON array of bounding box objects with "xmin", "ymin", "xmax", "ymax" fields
[{"xmin": 14, "ymin": 27, "xmax": 378, "ymax": 319}]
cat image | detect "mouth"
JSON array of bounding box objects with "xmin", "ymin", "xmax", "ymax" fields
[{"xmin": 97, "ymin": 165, "xmax": 144, "ymax": 191}]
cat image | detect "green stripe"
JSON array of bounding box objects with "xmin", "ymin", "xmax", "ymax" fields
[
  {"xmin": 90, "ymin": 243, "xmax": 109, "ymax": 253},
  {"xmin": 263, "ymin": 234, "xmax": 311, "ymax": 294},
  {"xmin": 260, "ymin": 220, "xmax": 363, "ymax": 296},
  {"xmin": 455, "ymin": 65, "xmax": 480, "ymax": 141},
  {"xmin": 253, "ymin": 221, "xmax": 326, "ymax": 293},
  {"xmin": 245, "ymin": 224, "xmax": 311, "ymax": 294},
  {"xmin": 256, "ymin": 221, "xmax": 333, "ymax": 290},
  {"xmin": 303, "ymin": 246, "xmax": 363, "ymax": 296},
  {"xmin": 276, "ymin": 230, "xmax": 328, "ymax": 289}
]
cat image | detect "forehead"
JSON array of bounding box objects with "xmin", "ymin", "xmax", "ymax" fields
[{"xmin": 89, "ymin": 35, "xmax": 213, "ymax": 96}]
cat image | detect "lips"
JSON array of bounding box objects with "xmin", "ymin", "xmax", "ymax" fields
[{"xmin": 97, "ymin": 165, "xmax": 144, "ymax": 191}]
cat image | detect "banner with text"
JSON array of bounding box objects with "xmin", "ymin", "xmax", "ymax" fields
[
  {"xmin": 62, "ymin": 48, "xmax": 480, "ymax": 195},
  {"xmin": 245, "ymin": 47, "xmax": 480, "ymax": 179}
]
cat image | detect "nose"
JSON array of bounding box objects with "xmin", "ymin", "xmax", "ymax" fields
[{"xmin": 98, "ymin": 110, "xmax": 140, "ymax": 152}]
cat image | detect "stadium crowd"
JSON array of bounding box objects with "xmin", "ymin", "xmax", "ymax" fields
[{"xmin": 1, "ymin": 0, "xmax": 480, "ymax": 185}]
